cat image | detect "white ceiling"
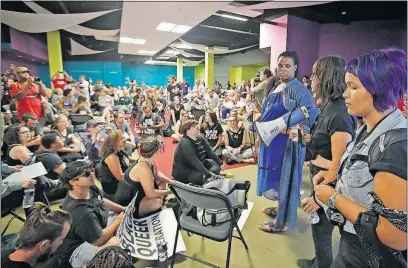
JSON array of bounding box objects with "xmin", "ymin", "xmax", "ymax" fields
[{"xmin": 118, "ymin": 1, "xmax": 231, "ymax": 56}]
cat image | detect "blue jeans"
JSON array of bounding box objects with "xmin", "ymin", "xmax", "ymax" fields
[{"xmin": 221, "ymin": 107, "xmax": 230, "ymax": 119}]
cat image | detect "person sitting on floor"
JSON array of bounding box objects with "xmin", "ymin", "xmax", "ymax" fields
[
  {"xmin": 1, "ymin": 202, "xmax": 71, "ymax": 268},
  {"xmin": 200, "ymin": 111, "xmax": 224, "ymax": 156},
  {"xmin": 53, "ymin": 115, "xmax": 84, "ymax": 162},
  {"xmin": 222, "ymin": 116, "xmax": 255, "ymax": 164},
  {"xmin": 97, "ymin": 130, "xmax": 130, "ymax": 200},
  {"xmin": 138, "ymin": 105, "xmax": 164, "ymax": 142},
  {"xmin": 115, "ymin": 136, "xmax": 171, "ymax": 215},
  {"xmin": 59, "ymin": 88, "xmax": 76, "ymax": 114},
  {"xmin": 172, "ymin": 120, "xmax": 223, "ymax": 186},
  {"xmin": 4, "ymin": 125, "xmax": 32, "ymax": 166},
  {"xmin": 72, "ymin": 96, "xmax": 92, "ymax": 115},
  {"xmin": 171, "ymin": 110, "xmax": 190, "ymax": 143},
  {"xmin": 55, "ymin": 160, "xmax": 125, "ymax": 268}
]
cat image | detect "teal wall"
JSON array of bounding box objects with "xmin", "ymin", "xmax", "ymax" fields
[{"xmin": 38, "ymin": 61, "xmax": 195, "ymax": 88}]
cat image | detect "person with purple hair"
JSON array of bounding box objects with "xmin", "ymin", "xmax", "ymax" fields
[{"xmin": 314, "ymin": 47, "xmax": 407, "ymax": 267}]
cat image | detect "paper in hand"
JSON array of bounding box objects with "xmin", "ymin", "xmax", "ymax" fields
[{"xmin": 4, "ymin": 162, "xmax": 47, "ymax": 184}]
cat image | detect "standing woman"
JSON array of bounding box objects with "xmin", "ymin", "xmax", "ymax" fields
[
  {"xmin": 314, "ymin": 48, "xmax": 407, "ymax": 267},
  {"xmin": 296, "ymin": 56, "xmax": 356, "ymax": 268},
  {"xmin": 257, "ymin": 51, "xmax": 317, "ymax": 233}
]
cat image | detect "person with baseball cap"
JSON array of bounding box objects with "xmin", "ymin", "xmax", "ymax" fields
[{"xmin": 9, "ymin": 66, "xmax": 50, "ymax": 120}]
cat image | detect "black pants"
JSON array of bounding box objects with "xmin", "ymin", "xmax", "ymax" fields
[
  {"xmin": 309, "ymin": 165, "xmax": 335, "ymax": 268},
  {"xmin": 331, "ymin": 231, "xmax": 372, "ymax": 268},
  {"xmin": 176, "ymin": 159, "xmax": 221, "ymax": 186}
]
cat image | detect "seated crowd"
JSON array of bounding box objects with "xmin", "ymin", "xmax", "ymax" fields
[{"xmin": 0, "ymin": 67, "xmax": 260, "ymax": 268}]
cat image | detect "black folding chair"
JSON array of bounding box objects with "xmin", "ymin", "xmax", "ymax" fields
[
  {"xmin": 69, "ymin": 114, "xmax": 94, "ymax": 135},
  {"xmin": 169, "ymin": 180, "xmax": 248, "ymax": 268}
]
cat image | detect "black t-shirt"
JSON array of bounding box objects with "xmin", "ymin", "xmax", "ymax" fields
[
  {"xmin": 36, "ymin": 152, "xmax": 64, "ymax": 180},
  {"xmin": 226, "ymin": 127, "xmax": 245, "ymax": 148},
  {"xmin": 55, "ymin": 186, "xmax": 109, "ymax": 260},
  {"xmin": 369, "ymin": 138, "xmax": 407, "ymax": 180},
  {"xmin": 167, "ymin": 83, "xmax": 182, "ymax": 102},
  {"xmin": 1, "ymin": 253, "xmax": 32, "ymax": 268},
  {"xmin": 169, "ymin": 103, "xmax": 184, "ymax": 122},
  {"xmin": 309, "ymin": 99, "xmax": 356, "ymax": 161},
  {"xmin": 201, "ymin": 123, "xmax": 223, "ymax": 148}
]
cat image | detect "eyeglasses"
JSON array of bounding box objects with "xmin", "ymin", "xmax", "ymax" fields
[{"xmin": 80, "ymin": 170, "xmax": 94, "ymax": 178}]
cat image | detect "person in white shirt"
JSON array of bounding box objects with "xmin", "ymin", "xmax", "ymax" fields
[
  {"xmin": 205, "ymin": 89, "xmax": 220, "ymax": 118},
  {"xmin": 77, "ymin": 75, "xmax": 90, "ymax": 100}
]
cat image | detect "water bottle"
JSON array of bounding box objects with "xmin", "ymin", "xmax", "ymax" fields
[
  {"xmin": 22, "ymin": 187, "xmax": 35, "ymax": 209},
  {"xmin": 300, "ymin": 192, "xmax": 320, "ymax": 225},
  {"xmin": 157, "ymin": 241, "xmax": 168, "ymax": 268}
]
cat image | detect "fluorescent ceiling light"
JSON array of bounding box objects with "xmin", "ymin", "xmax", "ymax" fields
[
  {"xmin": 175, "ymin": 44, "xmax": 193, "ymax": 49},
  {"xmin": 120, "ymin": 37, "xmax": 146, "ymax": 45},
  {"xmin": 156, "ymin": 22, "xmax": 177, "ymax": 32},
  {"xmin": 157, "ymin": 56, "xmax": 170, "ymax": 60},
  {"xmin": 145, "ymin": 60, "xmax": 155, "ymax": 64},
  {"xmin": 164, "ymin": 50, "xmax": 180, "ymax": 55},
  {"xmin": 171, "ymin": 25, "xmax": 192, "ymax": 34},
  {"xmin": 138, "ymin": 50, "xmax": 157, "ymax": 55},
  {"xmin": 221, "ymin": 14, "xmax": 248, "ymax": 21},
  {"xmin": 145, "ymin": 60, "xmax": 176, "ymax": 65}
]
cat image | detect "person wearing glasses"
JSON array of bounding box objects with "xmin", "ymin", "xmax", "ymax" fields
[
  {"xmin": 56, "ymin": 160, "xmax": 125, "ymax": 268},
  {"xmin": 314, "ymin": 48, "xmax": 407, "ymax": 267},
  {"xmin": 172, "ymin": 120, "xmax": 223, "ymax": 186},
  {"xmin": 4, "ymin": 125, "xmax": 32, "ymax": 166},
  {"xmin": 115, "ymin": 136, "xmax": 171, "ymax": 215},
  {"xmin": 295, "ymin": 56, "xmax": 356, "ymax": 268},
  {"xmin": 98, "ymin": 130, "xmax": 130, "ymax": 200}
]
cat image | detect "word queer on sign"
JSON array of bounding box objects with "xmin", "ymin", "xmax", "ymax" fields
[{"xmin": 118, "ymin": 195, "xmax": 186, "ymax": 260}]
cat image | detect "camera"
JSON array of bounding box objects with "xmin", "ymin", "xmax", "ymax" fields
[
  {"xmin": 32, "ymin": 77, "xmax": 41, "ymax": 83},
  {"xmin": 254, "ymin": 72, "xmax": 261, "ymax": 83}
]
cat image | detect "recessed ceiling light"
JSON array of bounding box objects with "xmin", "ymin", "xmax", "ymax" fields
[
  {"xmin": 120, "ymin": 37, "xmax": 146, "ymax": 45},
  {"xmin": 171, "ymin": 25, "xmax": 192, "ymax": 34},
  {"xmin": 138, "ymin": 50, "xmax": 157, "ymax": 55},
  {"xmin": 341, "ymin": 11, "xmax": 347, "ymax": 15},
  {"xmin": 17, "ymin": 55, "xmax": 23, "ymax": 58},
  {"xmin": 156, "ymin": 22, "xmax": 177, "ymax": 32},
  {"xmin": 220, "ymin": 14, "xmax": 248, "ymax": 22},
  {"xmin": 175, "ymin": 44, "xmax": 193, "ymax": 49}
]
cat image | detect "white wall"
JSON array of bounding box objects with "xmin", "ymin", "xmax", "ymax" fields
[{"xmin": 214, "ymin": 49, "xmax": 269, "ymax": 85}]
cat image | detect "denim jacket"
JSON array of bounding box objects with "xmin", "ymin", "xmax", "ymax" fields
[{"xmin": 336, "ymin": 109, "xmax": 406, "ymax": 234}]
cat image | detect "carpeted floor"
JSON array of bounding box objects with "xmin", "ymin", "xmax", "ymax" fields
[{"xmin": 1, "ymin": 137, "xmax": 341, "ymax": 268}]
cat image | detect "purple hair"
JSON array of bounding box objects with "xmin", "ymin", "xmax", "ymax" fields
[{"xmin": 345, "ymin": 47, "xmax": 407, "ymax": 112}]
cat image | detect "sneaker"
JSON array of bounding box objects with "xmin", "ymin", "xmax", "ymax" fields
[
  {"xmin": 219, "ymin": 171, "xmax": 234, "ymax": 178},
  {"xmin": 296, "ymin": 258, "xmax": 316, "ymax": 268}
]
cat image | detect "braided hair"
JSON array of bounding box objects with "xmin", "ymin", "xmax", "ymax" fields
[
  {"xmin": 140, "ymin": 136, "xmax": 163, "ymax": 158},
  {"xmin": 87, "ymin": 246, "xmax": 134, "ymax": 268},
  {"xmin": 278, "ymin": 50, "xmax": 300, "ymax": 78}
]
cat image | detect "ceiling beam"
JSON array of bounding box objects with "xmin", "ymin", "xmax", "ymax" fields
[
  {"xmin": 58, "ymin": 1, "xmax": 88, "ymax": 44},
  {"xmin": 199, "ymin": 24, "xmax": 259, "ymax": 36}
]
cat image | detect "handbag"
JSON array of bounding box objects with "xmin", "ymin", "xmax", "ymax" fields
[{"xmin": 196, "ymin": 179, "xmax": 250, "ymax": 226}]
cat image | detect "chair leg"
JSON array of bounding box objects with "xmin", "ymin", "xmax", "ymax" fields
[
  {"xmin": 1, "ymin": 216, "xmax": 17, "ymax": 236},
  {"xmin": 10, "ymin": 211, "xmax": 25, "ymax": 223},
  {"xmin": 225, "ymin": 229, "xmax": 233, "ymax": 268},
  {"xmin": 234, "ymin": 222, "xmax": 248, "ymax": 250},
  {"xmin": 171, "ymin": 222, "xmax": 181, "ymax": 268}
]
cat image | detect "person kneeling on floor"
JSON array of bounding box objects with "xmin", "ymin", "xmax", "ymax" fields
[
  {"xmin": 172, "ymin": 120, "xmax": 223, "ymax": 186},
  {"xmin": 54, "ymin": 160, "xmax": 126, "ymax": 268}
]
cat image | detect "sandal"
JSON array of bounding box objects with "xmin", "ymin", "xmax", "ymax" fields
[
  {"xmin": 258, "ymin": 221, "xmax": 288, "ymax": 233},
  {"xmin": 262, "ymin": 207, "xmax": 278, "ymax": 217}
]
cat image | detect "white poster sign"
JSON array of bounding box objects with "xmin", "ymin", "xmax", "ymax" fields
[{"xmin": 118, "ymin": 195, "xmax": 186, "ymax": 260}]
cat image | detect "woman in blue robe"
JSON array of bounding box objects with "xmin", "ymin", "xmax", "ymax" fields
[{"xmin": 257, "ymin": 51, "xmax": 317, "ymax": 233}]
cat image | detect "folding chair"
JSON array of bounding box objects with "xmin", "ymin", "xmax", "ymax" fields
[
  {"xmin": 191, "ymin": 108, "xmax": 206, "ymax": 121},
  {"xmin": 1, "ymin": 207, "xmax": 25, "ymax": 236},
  {"xmin": 168, "ymin": 180, "xmax": 248, "ymax": 268},
  {"xmin": 69, "ymin": 114, "xmax": 94, "ymax": 135}
]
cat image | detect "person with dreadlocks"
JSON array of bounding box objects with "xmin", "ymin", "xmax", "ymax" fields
[
  {"xmin": 55, "ymin": 160, "xmax": 126, "ymax": 268},
  {"xmin": 86, "ymin": 246, "xmax": 134, "ymax": 268},
  {"xmin": 115, "ymin": 136, "xmax": 171, "ymax": 216}
]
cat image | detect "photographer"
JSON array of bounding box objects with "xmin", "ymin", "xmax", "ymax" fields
[
  {"xmin": 51, "ymin": 71, "xmax": 71, "ymax": 90},
  {"xmin": 10, "ymin": 66, "xmax": 50, "ymax": 121},
  {"xmin": 250, "ymin": 68, "xmax": 272, "ymax": 105}
]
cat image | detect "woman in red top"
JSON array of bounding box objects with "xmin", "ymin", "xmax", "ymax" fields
[{"xmin": 10, "ymin": 67, "xmax": 49, "ymax": 120}]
